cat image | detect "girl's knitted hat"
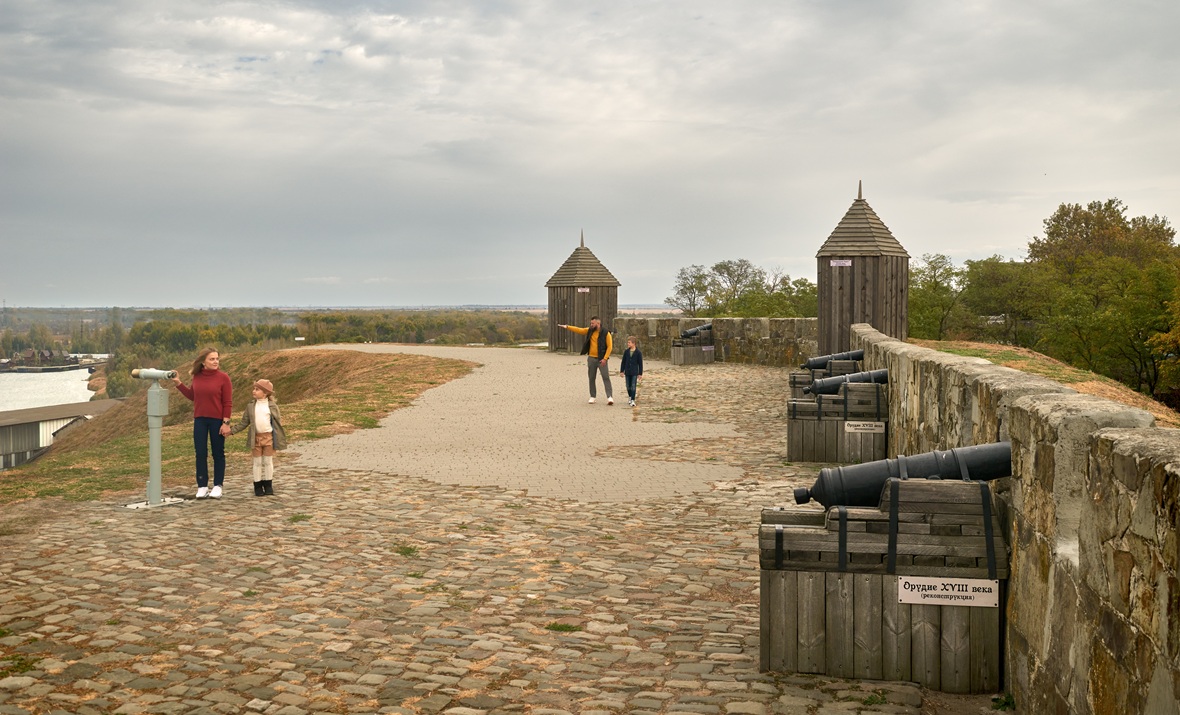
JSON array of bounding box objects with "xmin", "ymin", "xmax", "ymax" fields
[{"xmin": 254, "ymin": 379, "xmax": 274, "ymax": 395}]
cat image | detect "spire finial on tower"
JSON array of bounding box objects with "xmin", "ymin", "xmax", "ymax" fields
[
  {"xmin": 858, "ymin": 180, "xmax": 863, "ymax": 200},
  {"xmin": 580, "ymin": 230, "xmax": 585, "ymax": 248}
]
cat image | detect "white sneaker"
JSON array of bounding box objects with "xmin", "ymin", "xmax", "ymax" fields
[
  {"xmin": 607, "ymin": 397, "xmax": 614, "ymax": 406},
  {"xmin": 210, "ymin": 486, "xmax": 222, "ymax": 499},
  {"xmin": 588, "ymin": 397, "xmax": 596, "ymax": 404},
  {"xmin": 629, "ymin": 400, "xmax": 635, "ymax": 407},
  {"xmin": 195, "ymin": 487, "xmax": 209, "ymax": 499}
]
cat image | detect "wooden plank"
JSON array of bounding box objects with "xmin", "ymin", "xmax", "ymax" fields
[
  {"xmin": 758, "ymin": 528, "xmax": 1002, "ymax": 551},
  {"xmin": 760, "ymin": 571, "xmax": 772, "ymax": 672},
  {"xmin": 783, "ymin": 569, "xmax": 799, "ymax": 673},
  {"xmin": 797, "ymin": 571, "xmax": 826, "ymax": 673},
  {"xmin": 911, "ymin": 604, "xmax": 941, "ymax": 689},
  {"xmin": 882, "ymin": 480, "xmax": 997, "ymax": 504},
  {"xmin": 940, "ymin": 606, "xmax": 971, "ymax": 693},
  {"xmin": 882, "ymin": 576, "xmax": 911, "ymax": 681},
  {"xmin": 762, "ymin": 509, "xmax": 826, "ymax": 527},
  {"xmin": 757, "ymin": 559, "xmax": 1004, "ymax": 579},
  {"xmin": 825, "ymin": 572, "xmax": 855, "ymax": 678},
  {"xmin": 787, "ymin": 420, "xmax": 801, "ymax": 462},
  {"xmin": 970, "ymin": 588, "xmax": 1002, "ymax": 692},
  {"xmin": 762, "ymin": 570, "xmax": 798, "ymax": 672},
  {"xmin": 853, "ymin": 574, "xmax": 883, "ymax": 680}
]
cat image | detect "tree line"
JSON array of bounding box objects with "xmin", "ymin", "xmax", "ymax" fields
[
  {"xmin": 904, "ymin": 199, "xmax": 1179, "ymax": 404},
  {"xmin": 665, "ymin": 259, "xmax": 818, "ymax": 318}
]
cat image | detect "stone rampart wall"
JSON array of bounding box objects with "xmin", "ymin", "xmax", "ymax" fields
[
  {"xmin": 851, "ymin": 323, "xmax": 1179, "ymax": 714},
  {"xmin": 611, "ymin": 317, "xmax": 818, "ymax": 368}
]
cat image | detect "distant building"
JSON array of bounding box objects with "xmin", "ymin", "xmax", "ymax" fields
[
  {"xmin": 816, "ymin": 182, "xmax": 909, "ymax": 354},
  {"xmin": 0, "ymin": 400, "xmax": 120, "ymax": 470},
  {"xmin": 545, "ymin": 233, "xmax": 621, "ymax": 353}
]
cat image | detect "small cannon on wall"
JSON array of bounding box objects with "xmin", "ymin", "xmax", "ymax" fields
[
  {"xmin": 672, "ymin": 323, "xmax": 714, "ymax": 365},
  {"xmin": 793, "ymin": 441, "xmax": 1013, "ymax": 508},
  {"xmin": 800, "ymin": 349, "xmax": 864, "ymax": 371},
  {"xmin": 680, "ymin": 323, "xmax": 713, "ymax": 339},
  {"xmin": 803, "ymin": 369, "xmax": 888, "ymax": 395}
]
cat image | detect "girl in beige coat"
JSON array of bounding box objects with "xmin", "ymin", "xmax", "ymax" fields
[{"xmin": 230, "ymin": 379, "xmax": 288, "ymax": 496}]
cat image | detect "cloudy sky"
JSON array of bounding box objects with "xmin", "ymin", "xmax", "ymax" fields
[{"xmin": 3, "ymin": 1, "xmax": 1178, "ymax": 308}]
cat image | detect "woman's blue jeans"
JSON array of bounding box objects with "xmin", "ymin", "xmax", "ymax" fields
[{"xmin": 193, "ymin": 417, "xmax": 226, "ymax": 488}]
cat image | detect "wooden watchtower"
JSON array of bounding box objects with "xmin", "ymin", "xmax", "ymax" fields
[
  {"xmin": 816, "ymin": 182, "xmax": 909, "ymax": 354},
  {"xmin": 545, "ymin": 233, "xmax": 620, "ymax": 353}
]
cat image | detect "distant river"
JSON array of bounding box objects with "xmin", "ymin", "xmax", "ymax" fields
[{"xmin": 0, "ymin": 369, "xmax": 98, "ymax": 412}]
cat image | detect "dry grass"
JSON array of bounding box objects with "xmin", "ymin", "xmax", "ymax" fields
[
  {"xmin": 911, "ymin": 339, "xmax": 1180, "ymax": 428},
  {"xmin": 0, "ymin": 348, "xmax": 474, "ymax": 507}
]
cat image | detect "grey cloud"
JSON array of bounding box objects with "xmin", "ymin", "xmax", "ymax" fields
[{"xmin": 1, "ymin": 0, "xmax": 1178, "ymax": 306}]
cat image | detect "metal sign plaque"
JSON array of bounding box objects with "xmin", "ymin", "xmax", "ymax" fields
[
  {"xmin": 844, "ymin": 421, "xmax": 886, "ymax": 434},
  {"xmin": 897, "ymin": 576, "xmax": 999, "ymax": 607},
  {"xmin": 830, "ymin": 259, "xmax": 852, "ymax": 267},
  {"xmin": 576, "ymin": 287, "xmax": 590, "ymax": 293}
]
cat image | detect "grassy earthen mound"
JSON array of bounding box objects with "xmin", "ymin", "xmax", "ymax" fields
[{"xmin": 911, "ymin": 339, "xmax": 1180, "ymax": 428}]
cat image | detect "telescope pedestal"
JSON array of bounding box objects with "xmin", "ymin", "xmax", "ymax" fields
[{"xmin": 123, "ymin": 381, "xmax": 183, "ymax": 510}]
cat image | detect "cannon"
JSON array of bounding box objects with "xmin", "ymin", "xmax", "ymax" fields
[
  {"xmin": 799, "ymin": 349, "xmax": 865, "ymax": 370},
  {"xmin": 679, "ymin": 323, "xmax": 713, "ymax": 339},
  {"xmin": 802, "ymin": 369, "xmax": 888, "ymax": 395},
  {"xmin": 793, "ymin": 441, "xmax": 1012, "ymax": 508}
]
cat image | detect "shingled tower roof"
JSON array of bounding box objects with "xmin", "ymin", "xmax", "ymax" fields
[
  {"xmin": 545, "ymin": 232, "xmax": 621, "ymax": 287},
  {"xmin": 816, "ymin": 182, "xmax": 909, "ymax": 258}
]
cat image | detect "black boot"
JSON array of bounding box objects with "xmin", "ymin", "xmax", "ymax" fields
[
  {"xmin": 253, "ymin": 482, "xmax": 265, "ymax": 497},
  {"xmin": 262, "ymin": 480, "xmax": 274, "ymax": 496}
]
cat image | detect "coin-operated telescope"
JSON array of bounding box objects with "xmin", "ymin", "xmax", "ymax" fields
[{"xmin": 125, "ymin": 369, "xmax": 184, "ymax": 509}]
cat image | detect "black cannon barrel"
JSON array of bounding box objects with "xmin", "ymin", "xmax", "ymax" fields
[
  {"xmin": 800, "ymin": 349, "xmax": 865, "ymax": 370},
  {"xmin": 802, "ymin": 369, "xmax": 888, "ymax": 395},
  {"xmin": 679, "ymin": 323, "xmax": 713, "ymax": 338},
  {"xmin": 793, "ymin": 442, "xmax": 1012, "ymax": 508}
]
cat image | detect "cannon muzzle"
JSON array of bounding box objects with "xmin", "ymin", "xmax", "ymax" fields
[
  {"xmin": 679, "ymin": 323, "xmax": 713, "ymax": 339},
  {"xmin": 802, "ymin": 369, "xmax": 887, "ymax": 395},
  {"xmin": 793, "ymin": 442, "xmax": 1012, "ymax": 508},
  {"xmin": 800, "ymin": 349, "xmax": 865, "ymax": 370}
]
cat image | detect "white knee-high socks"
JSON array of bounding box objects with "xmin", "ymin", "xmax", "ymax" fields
[{"xmin": 253, "ymin": 456, "xmax": 275, "ymax": 484}]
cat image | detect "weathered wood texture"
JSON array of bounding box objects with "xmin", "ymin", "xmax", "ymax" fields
[
  {"xmin": 817, "ymin": 254, "xmax": 908, "ymax": 355},
  {"xmin": 546, "ymin": 286, "xmax": 618, "ymax": 354},
  {"xmin": 670, "ymin": 345, "xmax": 715, "ymax": 365},
  {"xmin": 759, "ymin": 480, "xmax": 1006, "ymax": 693},
  {"xmin": 545, "ymin": 239, "xmax": 620, "ymax": 353},
  {"xmin": 815, "ymin": 192, "xmax": 909, "ymax": 355},
  {"xmin": 786, "ymin": 420, "xmax": 887, "ymax": 464}
]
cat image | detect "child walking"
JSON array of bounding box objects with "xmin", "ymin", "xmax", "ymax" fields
[
  {"xmin": 230, "ymin": 379, "xmax": 287, "ymax": 496},
  {"xmin": 619, "ymin": 335, "xmax": 644, "ymax": 408}
]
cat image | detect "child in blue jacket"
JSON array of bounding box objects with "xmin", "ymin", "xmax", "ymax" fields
[{"xmin": 619, "ymin": 336, "xmax": 644, "ymax": 408}]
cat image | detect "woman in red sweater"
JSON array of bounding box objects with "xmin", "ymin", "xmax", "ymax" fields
[{"xmin": 171, "ymin": 347, "xmax": 233, "ymax": 499}]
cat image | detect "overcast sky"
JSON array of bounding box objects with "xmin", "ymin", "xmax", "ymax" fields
[{"xmin": 3, "ymin": 1, "xmax": 1178, "ymax": 308}]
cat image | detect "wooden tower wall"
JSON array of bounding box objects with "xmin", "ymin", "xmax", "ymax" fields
[
  {"xmin": 817, "ymin": 254, "xmax": 908, "ymax": 355},
  {"xmin": 547, "ymin": 286, "xmax": 619, "ymax": 353}
]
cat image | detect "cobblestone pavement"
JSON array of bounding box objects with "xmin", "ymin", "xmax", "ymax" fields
[{"xmin": 0, "ymin": 346, "xmax": 995, "ymax": 714}]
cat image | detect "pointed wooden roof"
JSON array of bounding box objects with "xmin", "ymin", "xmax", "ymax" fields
[
  {"xmin": 816, "ymin": 181, "xmax": 909, "ymax": 258},
  {"xmin": 545, "ymin": 232, "xmax": 621, "ymax": 287}
]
